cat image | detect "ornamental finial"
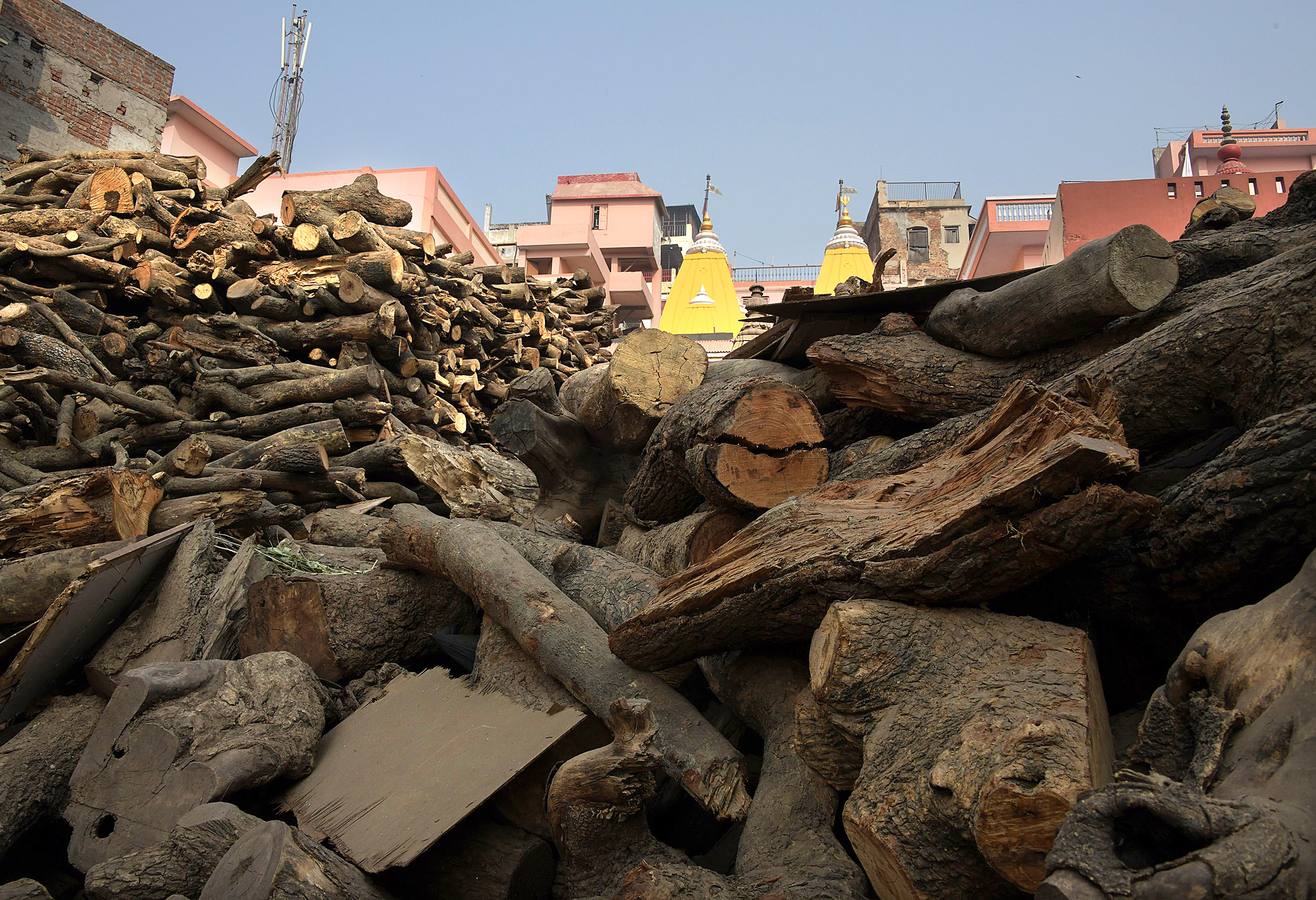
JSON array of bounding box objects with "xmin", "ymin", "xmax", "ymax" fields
[{"xmin": 1220, "ymin": 105, "xmax": 1235, "ymax": 145}]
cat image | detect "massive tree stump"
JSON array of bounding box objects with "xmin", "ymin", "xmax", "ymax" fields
[
  {"xmin": 1041, "ymin": 548, "xmax": 1316, "ymax": 899},
  {"xmin": 82, "ymin": 802, "xmax": 262, "ymax": 900},
  {"xmin": 0, "ymin": 692, "xmax": 104, "ymax": 856},
  {"xmin": 199, "ymin": 820, "xmax": 392, "ymax": 900},
  {"xmin": 614, "ymin": 508, "xmax": 749, "ymax": 577},
  {"xmin": 609, "ymin": 380, "xmax": 1155, "ymax": 671},
  {"xmin": 238, "ymin": 546, "xmax": 476, "ymax": 680},
  {"xmin": 926, "ymin": 224, "xmax": 1177, "ymax": 358},
  {"xmin": 382, "ymin": 505, "xmax": 751, "ymax": 822},
  {"xmin": 65, "ymin": 653, "xmax": 325, "ymax": 871},
  {"xmin": 624, "ymin": 375, "xmax": 828, "ymax": 524},
  {"xmin": 559, "ymin": 328, "xmax": 707, "ymax": 452},
  {"xmin": 811, "ymin": 600, "xmax": 1112, "ymax": 898}
]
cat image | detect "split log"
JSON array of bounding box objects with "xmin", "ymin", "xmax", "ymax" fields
[
  {"xmin": 0, "ymin": 468, "xmax": 161, "ymax": 555},
  {"xmin": 609, "ymin": 380, "xmax": 1156, "ymax": 671},
  {"xmin": 0, "ymin": 692, "xmax": 105, "ymax": 856},
  {"xmin": 83, "ymin": 802, "xmax": 263, "ymax": 900},
  {"xmin": 280, "ymin": 173, "xmax": 413, "ymax": 228},
  {"xmin": 148, "ymin": 490, "xmax": 265, "ymax": 532},
  {"xmin": 811, "ymin": 599, "xmax": 1112, "ymax": 897},
  {"xmin": 0, "ymin": 541, "xmax": 127, "ymax": 624},
  {"xmin": 238, "ymin": 546, "xmax": 476, "ymax": 680},
  {"xmin": 613, "ymin": 508, "xmax": 749, "ymax": 577},
  {"xmin": 558, "ymin": 328, "xmax": 707, "ymax": 451},
  {"xmin": 199, "ymin": 820, "xmax": 392, "ymax": 900},
  {"xmin": 395, "ymin": 433, "xmax": 536, "ymax": 521},
  {"xmin": 624, "ymin": 375, "xmax": 828, "ymax": 524},
  {"xmin": 383, "ymin": 505, "xmax": 752, "ymax": 821},
  {"xmin": 925, "ymin": 225, "xmax": 1178, "ymax": 358},
  {"xmin": 1041, "ymin": 547, "xmax": 1316, "ymax": 899},
  {"xmin": 65, "ymin": 653, "xmax": 325, "ymax": 870}
]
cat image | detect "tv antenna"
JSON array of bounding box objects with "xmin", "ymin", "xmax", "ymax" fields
[{"xmin": 271, "ymin": 5, "xmax": 312, "ymax": 172}]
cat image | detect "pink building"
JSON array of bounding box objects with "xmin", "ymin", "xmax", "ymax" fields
[
  {"xmin": 515, "ymin": 173, "xmax": 665, "ymax": 324},
  {"xmin": 961, "ymin": 113, "xmax": 1314, "ymax": 279},
  {"xmin": 158, "ymin": 97, "xmax": 500, "ymax": 266}
]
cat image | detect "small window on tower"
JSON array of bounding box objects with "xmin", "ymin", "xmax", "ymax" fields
[
  {"xmin": 1166, "ymin": 183, "xmax": 1177, "ymax": 199},
  {"xmin": 907, "ymin": 227, "xmax": 929, "ymax": 264},
  {"xmin": 28, "ymin": 38, "xmax": 44, "ymax": 53},
  {"xmin": 944, "ymin": 225, "xmax": 960, "ymax": 244},
  {"xmin": 89, "ymin": 72, "xmax": 104, "ymax": 86},
  {"xmin": 1248, "ymin": 178, "xmax": 1257, "ymax": 196},
  {"xmin": 1276, "ymin": 177, "xmax": 1286, "ymax": 194},
  {"xmin": 1194, "ymin": 181, "xmax": 1204, "ymax": 198},
  {"xmin": 591, "ymin": 205, "xmax": 607, "ymax": 230}
]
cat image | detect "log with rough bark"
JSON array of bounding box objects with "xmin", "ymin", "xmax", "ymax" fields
[
  {"xmin": 0, "ymin": 468, "xmax": 161, "ymax": 555},
  {"xmin": 823, "ymin": 239, "xmax": 1316, "ymax": 465},
  {"xmin": 925, "ymin": 225, "xmax": 1178, "ymax": 358},
  {"xmin": 559, "ymin": 328, "xmax": 707, "ymax": 451},
  {"xmin": 0, "ymin": 880, "xmax": 50, "ymax": 900},
  {"xmin": 0, "ymin": 692, "xmax": 105, "ymax": 856},
  {"xmin": 1041, "ymin": 547, "xmax": 1316, "ymax": 900},
  {"xmin": 65, "ymin": 653, "xmax": 325, "ymax": 871},
  {"xmin": 0, "ymin": 541, "xmax": 127, "ymax": 623},
  {"xmin": 280, "ymin": 173, "xmax": 413, "ymax": 228},
  {"xmin": 382, "ymin": 505, "xmax": 752, "ymax": 821},
  {"xmin": 811, "ymin": 599, "xmax": 1112, "ymax": 898},
  {"xmin": 613, "ymin": 508, "xmax": 749, "ymax": 577},
  {"xmin": 199, "ymin": 819, "xmax": 392, "ymax": 900},
  {"xmin": 82, "ymin": 802, "xmax": 263, "ymax": 900},
  {"xmin": 394, "ymin": 433, "xmax": 537, "ymax": 521},
  {"xmin": 238, "ymin": 545, "xmax": 476, "ymax": 680},
  {"xmin": 609, "ymin": 380, "xmax": 1155, "ymax": 671},
  {"xmin": 624, "ymin": 375, "xmax": 828, "ymax": 524}
]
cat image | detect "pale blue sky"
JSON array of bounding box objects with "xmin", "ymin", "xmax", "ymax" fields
[{"xmin": 71, "ymin": 0, "xmax": 1314, "ymax": 263}]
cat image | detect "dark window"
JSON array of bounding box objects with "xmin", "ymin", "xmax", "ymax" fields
[
  {"xmin": 1220, "ymin": 179, "xmax": 1230, "ymax": 188},
  {"xmin": 28, "ymin": 38, "xmax": 44, "ymax": 53},
  {"xmin": 1166, "ymin": 183, "xmax": 1177, "ymax": 199},
  {"xmin": 591, "ymin": 205, "xmax": 607, "ymax": 230},
  {"xmin": 1248, "ymin": 178, "xmax": 1258, "ymax": 196},
  {"xmin": 89, "ymin": 72, "xmax": 104, "ymax": 86},
  {"xmin": 1276, "ymin": 176, "xmax": 1286, "ymax": 194},
  {"xmin": 943, "ymin": 225, "xmax": 960, "ymax": 244},
  {"xmin": 1193, "ymin": 181, "xmax": 1204, "ymax": 198},
  {"xmin": 907, "ymin": 227, "xmax": 929, "ymax": 264}
]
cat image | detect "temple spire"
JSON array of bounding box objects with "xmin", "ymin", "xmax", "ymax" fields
[
  {"xmin": 814, "ymin": 179, "xmax": 872, "ymax": 294},
  {"xmin": 1215, "ymin": 104, "xmax": 1251, "ymax": 175}
]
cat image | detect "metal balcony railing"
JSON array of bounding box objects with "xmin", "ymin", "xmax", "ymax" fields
[
  {"xmin": 884, "ymin": 181, "xmax": 963, "ymax": 201},
  {"xmin": 730, "ymin": 264, "xmax": 821, "ymax": 282},
  {"xmin": 994, "ymin": 201, "xmax": 1053, "ymax": 223}
]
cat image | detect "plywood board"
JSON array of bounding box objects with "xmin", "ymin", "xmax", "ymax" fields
[
  {"xmin": 281, "ymin": 666, "xmax": 584, "ymax": 872},
  {"xmin": 0, "ymin": 522, "xmax": 195, "ymax": 726}
]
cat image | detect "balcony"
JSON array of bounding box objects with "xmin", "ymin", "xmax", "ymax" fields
[
  {"xmin": 994, "ymin": 201, "xmax": 1053, "ymax": 223},
  {"xmin": 730, "ymin": 264, "xmax": 821, "ymax": 283},
  {"xmin": 608, "ymin": 270, "xmax": 658, "ymax": 317}
]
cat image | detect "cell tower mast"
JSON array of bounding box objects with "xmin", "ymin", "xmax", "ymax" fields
[{"xmin": 271, "ymin": 5, "xmax": 311, "ymax": 172}]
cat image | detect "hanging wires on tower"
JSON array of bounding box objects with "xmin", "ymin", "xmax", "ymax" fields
[{"xmin": 270, "ymin": 5, "xmax": 312, "ymax": 173}]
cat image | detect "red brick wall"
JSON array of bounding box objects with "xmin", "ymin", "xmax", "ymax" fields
[{"xmin": 0, "ymin": 0, "xmax": 173, "ymax": 105}]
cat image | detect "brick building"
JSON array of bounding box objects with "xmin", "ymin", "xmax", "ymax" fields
[
  {"xmin": 0, "ymin": 0, "xmax": 174, "ymax": 162},
  {"xmin": 861, "ymin": 180, "xmax": 975, "ymax": 287}
]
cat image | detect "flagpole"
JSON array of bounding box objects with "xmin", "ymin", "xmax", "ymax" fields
[{"xmin": 702, "ymin": 174, "xmax": 711, "ymax": 221}]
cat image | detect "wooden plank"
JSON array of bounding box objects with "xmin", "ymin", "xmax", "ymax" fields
[
  {"xmin": 752, "ymin": 266, "xmax": 1045, "ymax": 320},
  {"xmin": 280, "ymin": 666, "xmax": 583, "ymax": 872},
  {"xmin": 0, "ymin": 522, "xmax": 195, "ymax": 726}
]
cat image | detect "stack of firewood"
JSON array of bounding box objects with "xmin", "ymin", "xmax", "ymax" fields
[{"xmin": 0, "ymin": 164, "xmax": 1314, "ymax": 900}]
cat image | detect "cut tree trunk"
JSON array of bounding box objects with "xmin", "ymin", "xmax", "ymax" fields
[
  {"xmin": 558, "ymin": 328, "xmax": 707, "ymax": 451},
  {"xmin": 382, "ymin": 505, "xmax": 751, "ymax": 822},
  {"xmin": 811, "ymin": 599, "xmax": 1112, "ymax": 898},
  {"xmin": 613, "ymin": 508, "xmax": 749, "ymax": 577},
  {"xmin": 624, "ymin": 375, "xmax": 828, "ymax": 524},
  {"xmin": 238, "ymin": 546, "xmax": 476, "ymax": 680},
  {"xmin": 65, "ymin": 653, "xmax": 325, "ymax": 871},
  {"xmin": 1041, "ymin": 547, "xmax": 1316, "ymax": 899},
  {"xmin": 83, "ymin": 802, "xmax": 263, "ymax": 900},
  {"xmin": 0, "ymin": 468, "xmax": 161, "ymax": 555},
  {"xmin": 0, "ymin": 692, "xmax": 105, "ymax": 856},
  {"xmin": 280, "ymin": 173, "xmax": 413, "ymax": 228},
  {"xmin": 198, "ymin": 820, "xmax": 392, "ymax": 900},
  {"xmin": 609, "ymin": 380, "xmax": 1155, "ymax": 671},
  {"xmin": 925, "ymin": 225, "xmax": 1177, "ymax": 358}
]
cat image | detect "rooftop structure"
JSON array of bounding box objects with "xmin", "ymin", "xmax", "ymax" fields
[
  {"xmin": 861, "ymin": 180, "xmax": 974, "ymax": 287},
  {"xmin": 1153, "ymin": 113, "xmax": 1314, "ymax": 178},
  {"xmin": 958, "ymin": 195, "xmax": 1055, "ymax": 279},
  {"xmin": 160, "ymin": 95, "xmax": 257, "ymax": 187},
  {"xmin": 659, "ymin": 211, "xmax": 744, "ymax": 359}
]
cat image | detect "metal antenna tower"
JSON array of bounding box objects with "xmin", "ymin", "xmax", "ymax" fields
[{"xmin": 271, "ymin": 5, "xmax": 312, "ymax": 172}]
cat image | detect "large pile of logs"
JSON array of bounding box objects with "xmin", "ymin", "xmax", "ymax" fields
[{"xmin": 1, "ymin": 148, "xmax": 1314, "ymax": 900}]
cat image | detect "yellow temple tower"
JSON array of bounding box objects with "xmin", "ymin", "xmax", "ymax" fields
[
  {"xmin": 659, "ymin": 179, "xmax": 743, "ymax": 354},
  {"xmin": 813, "ymin": 180, "xmax": 874, "ymax": 294}
]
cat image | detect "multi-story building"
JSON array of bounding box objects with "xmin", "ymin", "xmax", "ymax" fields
[
  {"xmin": 861, "ymin": 180, "xmax": 975, "ymax": 286},
  {"xmin": 0, "ymin": 0, "xmax": 174, "ymax": 162},
  {"xmin": 661, "ymin": 203, "xmax": 701, "ymax": 273},
  {"xmin": 961, "ymin": 109, "xmax": 1313, "ymax": 279},
  {"xmin": 512, "ymin": 173, "xmax": 666, "ymax": 326}
]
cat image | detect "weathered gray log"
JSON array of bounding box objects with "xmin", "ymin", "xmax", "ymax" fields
[
  {"xmin": 0, "ymin": 542, "xmax": 127, "ymax": 624},
  {"xmin": 199, "ymin": 820, "xmax": 392, "ymax": 900}
]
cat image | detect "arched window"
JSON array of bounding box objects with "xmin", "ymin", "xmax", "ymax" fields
[{"xmin": 907, "ymin": 226, "xmax": 929, "ymax": 263}]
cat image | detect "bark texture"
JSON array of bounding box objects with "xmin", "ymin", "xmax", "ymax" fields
[
  {"xmin": 198, "ymin": 819, "xmax": 392, "ymax": 900},
  {"xmin": 613, "ymin": 508, "xmax": 749, "ymax": 577}
]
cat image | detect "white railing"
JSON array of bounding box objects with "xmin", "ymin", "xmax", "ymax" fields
[{"xmin": 995, "ymin": 202, "xmax": 1053, "ymax": 223}]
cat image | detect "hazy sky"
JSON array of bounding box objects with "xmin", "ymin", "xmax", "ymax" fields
[{"xmin": 71, "ymin": 0, "xmax": 1313, "ymax": 264}]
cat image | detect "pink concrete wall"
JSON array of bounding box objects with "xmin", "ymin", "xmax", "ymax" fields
[
  {"xmin": 160, "ymin": 115, "xmax": 240, "ymax": 186},
  {"xmin": 548, "ymin": 196, "xmax": 661, "ymax": 262}
]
